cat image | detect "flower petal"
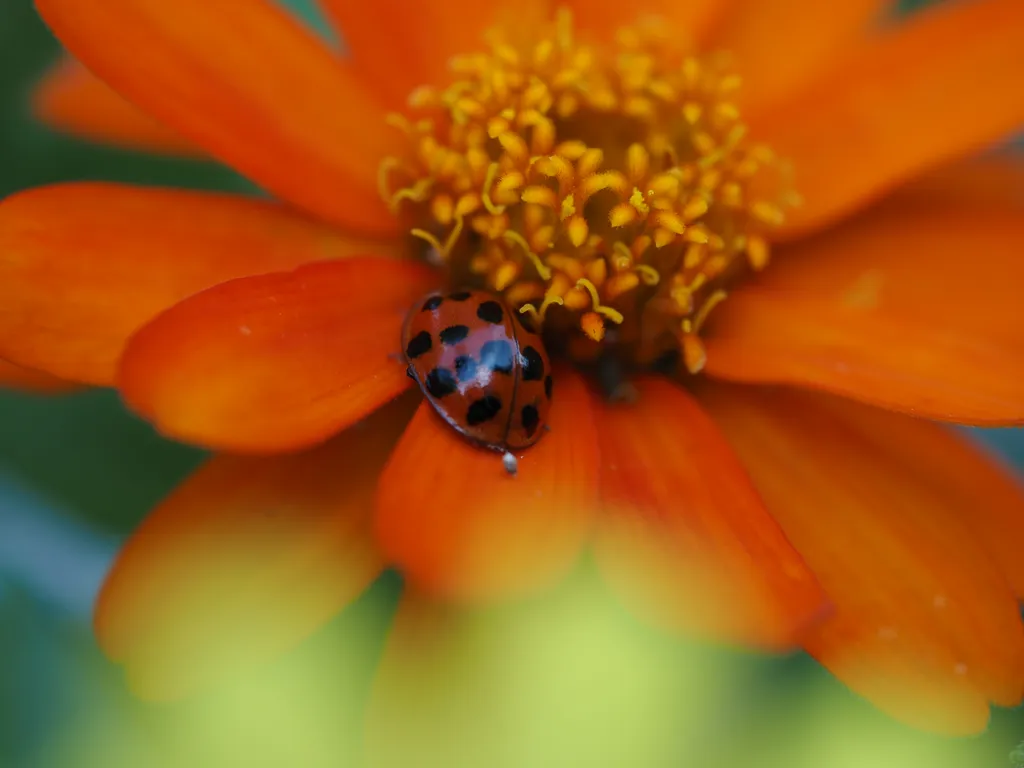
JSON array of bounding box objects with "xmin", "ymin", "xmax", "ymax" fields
[
  {"xmin": 0, "ymin": 183, "xmax": 396, "ymax": 386},
  {"xmin": 566, "ymin": 0, "xmax": 727, "ymax": 45},
  {"xmin": 709, "ymin": 0, "xmax": 887, "ymax": 113},
  {"xmin": 374, "ymin": 365, "xmax": 599, "ymax": 601},
  {"xmin": 0, "ymin": 359, "xmax": 80, "ymax": 394},
  {"xmin": 31, "ymin": 56, "xmax": 199, "ymax": 155},
  {"xmin": 698, "ymin": 382, "xmax": 1024, "ymax": 733},
  {"xmin": 594, "ymin": 377, "xmax": 827, "ymax": 649},
  {"xmin": 704, "ymin": 205, "xmax": 1024, "ymax": 425},
  {"xmin": 35, "ymin": 0, "xmax": 401, "ymax": 236},
  {"xmin": 754, "ymin": 0, "xmax": 1024, "ymax": 239},
  {"xmin": 118, "ymin": 256, "xmax": 437, "ymax": 453},
  {"xmin": 886, "ymin": 152, "xmax": 1024, "ymax": 212},
  {"xmin": 320, "ymin": 0, "xmax": 548, "ymax": 106},
  {"xmin": 832, "ymin": 413, "xmax": 1024, "ymax": 602},
  {"xmin": 95, "ymin": 397, "xmax": 414, "ymax": 700}
]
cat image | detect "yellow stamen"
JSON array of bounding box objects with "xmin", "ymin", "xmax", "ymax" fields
[
  {"xmin": 692, "ymin": 289, "xmax": 728, "ymax": 333},
  {"xmin": 504, "ymin": 230, "xmax": 552, "ymax": 280},
  {"xmin": 519, "ymin": 292, "xmax": 565, "ymax": 324},
  {"xmin": 481, "ymin": 163, "xmax": 506, "ymax": 214},
  {"xmin": 576, "ymin": 278, "xmax": 624, "ymax": 324},
  {"xmin": 635, "ymin": 264, "xmax": 660, "ymax": 285},
  {"xmin": 380, "ymin": 7, "xmax": 793, "ymax": 371},
  {"xmin": 410, "ymin": 228, "xmax": 444, "ymax": 258},
  {"xmin": 680, "ymin": 333, "xmax": 707, "ymax": 374}
]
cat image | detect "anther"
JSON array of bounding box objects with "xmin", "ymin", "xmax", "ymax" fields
[
  {"xmin": 576, "ymin": 279, "xmax": 624, "ymax": 324},
  {"xmin": 746, "ymin": 235, "xmax": 770, "ymax": 270},
  {"xmin": 581, "ymin": 311, "xmax": 606, "ymax": 342}
]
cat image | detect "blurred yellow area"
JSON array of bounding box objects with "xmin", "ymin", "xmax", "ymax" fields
[{"xmin": 31, "ymin": 564, "xmax": 1009, "ymax": 768}]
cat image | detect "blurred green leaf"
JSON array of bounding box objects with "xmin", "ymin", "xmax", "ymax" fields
[{"xmin": 0, "ymin": 389, "xmax": 204, "ymax": 534}]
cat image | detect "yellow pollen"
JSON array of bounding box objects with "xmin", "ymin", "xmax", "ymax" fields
[
  {"xmin": 381, "ymin": 7, "xmax": 794, "ymax": 371},
  {"xmin": 581, "ymin": 311, "xmax": 606, "ymax": 342}
]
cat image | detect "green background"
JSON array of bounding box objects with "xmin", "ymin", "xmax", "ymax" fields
[{"xmin": 0, "ymin": 0, "xmax": 1021, "ymax": 766}]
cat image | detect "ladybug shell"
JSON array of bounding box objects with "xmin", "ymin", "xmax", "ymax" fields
[{"xmin": 402, "ymin": 289, "xmax": 552, "ymax": 451}]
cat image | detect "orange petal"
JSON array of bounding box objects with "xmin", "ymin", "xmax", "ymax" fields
[
  {"xmin": 704, "ymin": 204, "xmax": 1024, "ymax": 425},
  {"xmin": 118, "ymin": 256, "xmax": 437, "ymax": 453},
  {"xmin": 0, "ymin": 358, "xmax": 80, "ymax": 394},
  {"xmin": 317, "ymin": 0, "xmax": 421, "ymax": 106},
  {"xmin": 35, "ymin": 0, "xmax": 402, "ymax": 236},
  {"xmin": 31, "ymin": 56, "xmax": 199, "ymax": 155},
  {"xmin": 374, "ymin": 365, "xmax": 599, "ymax": 601},
  {"xmin": 594, "ymin": 377, "xmax": 827, "ymax": 649},
  {"xmin": 885, "ymin": 152, "xmax": 1024, "ymax": 212},
  {"xmin": 0, "ymin": 183, "xmax": 396, "ymax": 386},
  {"xmin": 566, "ymin": 0, "xmax": 728, "ymax": 46},
  {"xmin": 754, "ymin": 0, "xmax": 1024, "ymax": 240},
  {"xmin": 709, "ymin": 0, "xmax": 887, "ymax": 113},
  {"xmin": 698, "ymin": 383, "xmax": 1024, "ymax": 734},
  {"xmin": 95, "ymin": 397, "xmax": 414, "ymax": 700},
  {"xmin": 824, "ymin": 408, "xmax": 1024, "ymax": 602},
  {"xmin": 320, "ymin": 1, "xmax": 548, "ymax": 106}
]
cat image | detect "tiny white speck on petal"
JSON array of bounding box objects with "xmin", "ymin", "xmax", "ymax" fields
[
  {"xmin": 239, "ymin": 325, "xmax": 252, "ymax": 336},
  {"xmin": 933, "ymin": 594, "xmax": 948, "ymax": 608},
  {"xmin": 953, "ymin": 663, "xmax": 968, "ymax": 676}
]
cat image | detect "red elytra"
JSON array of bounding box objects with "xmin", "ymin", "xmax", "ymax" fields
[{"xmin": 402, "ymin": 289, "xmax": 553, "ymax": 472}]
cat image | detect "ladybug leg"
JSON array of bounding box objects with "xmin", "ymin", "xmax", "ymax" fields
[
  {"xmin": 406, "ymin": 363, "xmax": 416, "ymax": 381},
  {"xmin": 502, "ymin": 451, "xmax": 518, "ymax": 476}
]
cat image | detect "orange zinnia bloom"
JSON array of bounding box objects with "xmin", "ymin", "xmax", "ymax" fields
[{"xmin": 3, "ymin": 0, "xmax": 1024, "ymax": 735}]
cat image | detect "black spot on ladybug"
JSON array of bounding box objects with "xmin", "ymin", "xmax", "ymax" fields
[
  {"xmin": 405, "ymin": 330, "xmax": 432, "ymax": 359},
  {"xmin": 476, "ymin": 300, "xmax": 504, "ymax": 324},
  {"xmin": 454, "ymin": 355, "xmax": 478, "ymax": 383},
  {"xmin": 425, "ymin": 367, "xmax": 457, "ymax": 398},
  {"xmin": 480, "ymin": 340, "xmax": 514, "ymax": 375},
  {"xmin": 544, "ymin": 374, "xmax": 553, "ymax": 400},
  {"xmin": 439, "ymin": 324, "xmax": 470, "ymax": 346},
  {"xmin": 466, "ymin": 395, "xmax": 503, "ymax": 425},
  {"xmin": 521, "ymin": 404, "xmax": 540, "ymax": 436},
  {"xmin": 521, "ymin": 346, "xmax": 545, "ymax": 381},
  {"xmin": 448, "ymin": 290, "xmax": 472, "ymax": 301},
  {"xmin": 422, "ymin": 295, "xmax": 444, "ymax": 312}
]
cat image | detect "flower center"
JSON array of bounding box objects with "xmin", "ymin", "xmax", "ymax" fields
[{"xmin": 379, "ymin": 8, "xmax": 796, "ymax": 374}]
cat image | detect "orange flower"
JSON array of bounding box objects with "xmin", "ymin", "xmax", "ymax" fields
[{"xmin": 3, "ymin": 0, "xmax": 1024, "ymax": 735}]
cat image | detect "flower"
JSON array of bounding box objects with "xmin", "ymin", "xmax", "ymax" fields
[{"xmin": 2, "ymin": 0, "xmax": 1024, "ymax": 736}]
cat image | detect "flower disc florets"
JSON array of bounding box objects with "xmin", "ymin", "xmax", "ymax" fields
[{"xmin": 381, "ymin": 8, "xmax": 796, "ymax": 373}]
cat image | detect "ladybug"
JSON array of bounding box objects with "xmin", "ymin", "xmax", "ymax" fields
[{"xmin": 402, "ymin": 289, "xmax": 553, "ymax": 475}]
